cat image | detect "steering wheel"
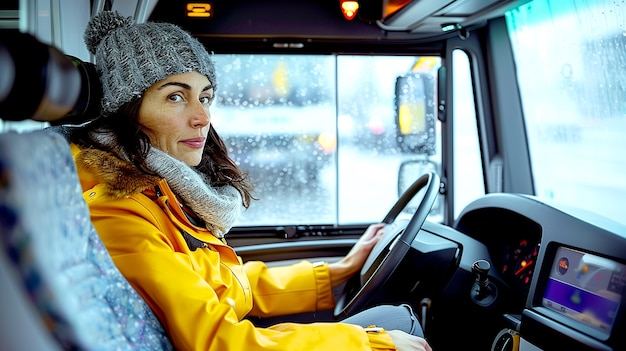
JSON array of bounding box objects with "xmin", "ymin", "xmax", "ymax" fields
[{"xmin": 334, "ymin": 171, "xmax": 440, "ymax": 319}]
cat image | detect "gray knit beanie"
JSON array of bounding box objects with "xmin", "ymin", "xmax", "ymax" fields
[{"xmin": 84, "ymin": 11, "xmax": 217, "ymax": 114}]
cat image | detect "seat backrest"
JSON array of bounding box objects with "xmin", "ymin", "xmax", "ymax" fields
[{"xmin": 0, "ymin": 130, "xmax": 173, "ymax": 351}]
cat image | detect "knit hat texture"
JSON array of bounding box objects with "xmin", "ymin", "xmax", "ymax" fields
[{"xmin": 84, "ymin": 11, "xmax": 216, "ymax": 114}]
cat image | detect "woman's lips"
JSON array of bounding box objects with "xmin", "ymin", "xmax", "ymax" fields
[{"xmin": 181, "ymin": 137, "xmax": 206, "ymax": 148}]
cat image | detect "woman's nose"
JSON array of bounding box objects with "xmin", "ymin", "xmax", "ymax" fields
[{"xmin": 190, "ymin": 103, "xmax": 210, "ymax": 128}]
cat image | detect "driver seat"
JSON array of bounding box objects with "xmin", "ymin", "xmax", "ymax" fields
[{"xmin": 0, "ymin": 129, "xmax": 173, "ymax": 350}]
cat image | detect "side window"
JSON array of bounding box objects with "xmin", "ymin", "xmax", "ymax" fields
[
  {"xmin": 452, "ymin": 49, "xmax": 485, "ymax": 218},
  {"xmin": 506, "ymin": 0, "xmax": 626, "ymax": 226}
]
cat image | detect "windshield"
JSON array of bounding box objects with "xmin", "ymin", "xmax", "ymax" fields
[
  {"xmin": 211, "ymin": 55, "xmax": 442, "ymax": 226},
  {"xmin": 506, "ymin": 0, "xmax": 626, "ymax": 226}
]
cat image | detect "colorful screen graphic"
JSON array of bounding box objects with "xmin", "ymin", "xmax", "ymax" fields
[{"xmin": 542, "ymin": 246, "xmax": 625, "ymax": 336}]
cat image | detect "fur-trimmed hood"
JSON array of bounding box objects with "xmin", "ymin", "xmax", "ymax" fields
[
  {"xmin": 72, "ymin": 142, "xmax": 243, "ymax": 238},
  {"xmin": 73, "ymin": 145, "xmax": 161, "ymax": 199}
]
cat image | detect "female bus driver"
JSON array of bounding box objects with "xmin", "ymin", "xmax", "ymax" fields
[{"xmin": 71, "ymin": 10, "xmax": 432, "ymax": 351}]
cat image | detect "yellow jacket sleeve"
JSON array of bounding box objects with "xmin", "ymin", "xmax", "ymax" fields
[{"xmin": 244, "ymin": 260, "xmax": 335, "ymax": 317}]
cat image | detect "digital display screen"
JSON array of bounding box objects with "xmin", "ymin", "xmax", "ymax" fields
[{"xmin": 542, "ymin": 246, "xmax": 626, "ymax": 336}]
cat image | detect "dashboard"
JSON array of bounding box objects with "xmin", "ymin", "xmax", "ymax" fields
[
  {"xmin": 500, "ymin": 237, "xmax": 539, "ymax": 292},
  {"xmin": 449, "ymin": 193, "xmax": 626, "ymax": 351},
  {"xmin": 454, "ymin": 202, "xmax": 543, "ymax": 295}
]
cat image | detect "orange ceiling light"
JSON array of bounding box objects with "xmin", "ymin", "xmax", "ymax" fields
[
  {"xmin": 340, "ymin": 0, "xmax": 359, "ymax": 20},
  {"xmin": 186, "ymin": 3, "xmax": 213, "ymax": 18}
]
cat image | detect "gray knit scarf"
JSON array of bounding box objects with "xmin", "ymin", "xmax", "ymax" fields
[{"xmin": 93, "ymin": 131, "xmax": 243, "ymax": 238}]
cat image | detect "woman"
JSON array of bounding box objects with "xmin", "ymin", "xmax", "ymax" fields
[{"xmin": 71, "ymin": 11, "xmax": 431, "ymax": 351}]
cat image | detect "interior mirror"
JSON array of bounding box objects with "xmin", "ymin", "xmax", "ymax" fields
[{"xmin": 395, "ymin": 72, "xmax": 436, "ymax": 155}]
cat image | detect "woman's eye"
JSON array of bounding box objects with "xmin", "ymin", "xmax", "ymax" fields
[{"xmin": 168, "ymin": 94, "xmax": 183, "ymax": 102}]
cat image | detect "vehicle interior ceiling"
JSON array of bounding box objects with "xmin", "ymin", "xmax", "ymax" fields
[{"xmin": 148, "ymin": 0, "xmax": 531, "ymax": 53}]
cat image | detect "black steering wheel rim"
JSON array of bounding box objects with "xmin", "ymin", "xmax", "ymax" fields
[{"xmin": 334, "ymin": 171, "xmax": 440, "ymax": 319}]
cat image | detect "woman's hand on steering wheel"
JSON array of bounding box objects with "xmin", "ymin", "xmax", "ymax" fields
[
  {"xmin": 334, "ymin": 171, "xmax": 440, "ymax": 319},
  {"xmin": 328, "ymin": 223, "xmax": 386, "ymax": 288}
]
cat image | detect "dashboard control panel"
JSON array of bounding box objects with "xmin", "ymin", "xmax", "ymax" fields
[{"xmin": 541, "ymin": 246, "xmax": 626, "ymax": 338}]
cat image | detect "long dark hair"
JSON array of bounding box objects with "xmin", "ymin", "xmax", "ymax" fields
[{"xmin": 71, "ymin": 97, "xmax": 255, "ymax": 208}]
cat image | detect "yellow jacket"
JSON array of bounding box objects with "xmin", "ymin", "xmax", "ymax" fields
[{"xmin": 71, "ymin": 144, "xmax": 396, "ymax": 351}]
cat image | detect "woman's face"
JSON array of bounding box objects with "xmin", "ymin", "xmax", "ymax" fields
[{"xmin": 138, "ymin": 71, "xmax": 214, "ymax": 166}]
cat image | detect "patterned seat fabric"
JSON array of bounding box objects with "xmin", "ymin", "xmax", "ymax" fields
[{"xmin": 0, "ymin": 130, "xmax": 173, "ymax": 351}]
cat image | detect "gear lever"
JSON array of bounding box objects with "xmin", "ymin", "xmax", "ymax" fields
[{"xmin": 471, "ymin": 259, "xmax": 497, "ymax": 306}]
